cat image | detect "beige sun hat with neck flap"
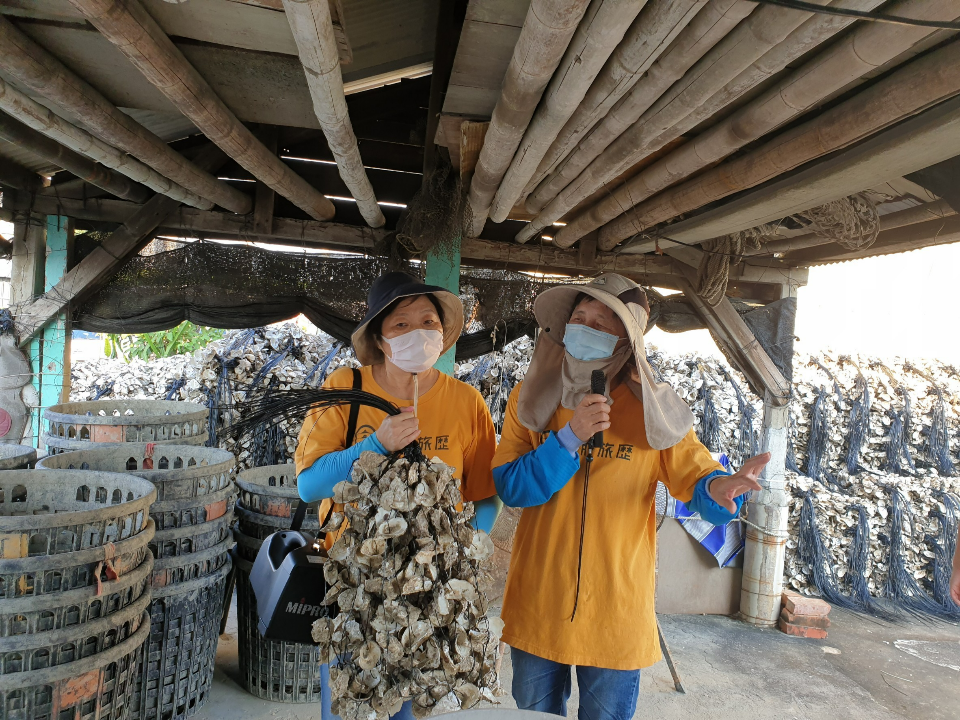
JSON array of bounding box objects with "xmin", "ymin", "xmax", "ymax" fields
[{"xmin": 518, "ymin": 273, "xmax": 694, "ymax": 450}]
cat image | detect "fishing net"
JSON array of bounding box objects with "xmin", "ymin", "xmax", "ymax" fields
[
  {"xmin": 73, "ymin": 241, "xmax": 795, "ymax": 374},
  {"xmin": 395, "ymin": 160, "xmax": 471, "ymax": 257}
]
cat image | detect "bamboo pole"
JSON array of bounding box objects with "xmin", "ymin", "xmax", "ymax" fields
[
  {"xmin": 595, "ymin": 38, "xmax": 960, "ymax": 252},
  {"xmin": 516, "ymin": 0, "xmax": 707, "ymax": 206},
  {"xmin": 487, "ymin": 0, "xmax": 648, "ymax": 223},
  {"xmin": 68, "ymin": 0, "xmax": 335, "ymax": 222},
  {"xmin": 0, "ymin": 77, "xmax": 211, "ymax": 210},
  {"xmin": 565, "ymin": 0, "xmax": 948, "ymax": 249},
  {"xmin": 466, "ymin": 0, "xmax": 592, "ymax": 237},
  {"xmin": 0, "ymin": 112, "xmax": 151, "ymax": 203},
  {"xmin": 0, "ymin": 15, "xmax": 249, "ymax": 214},
  {"xmin": 523, "ymin": 0, "xmax": 879, "ymax": 245},
  {"xmin": 282, "ymin": 0, "xmax": 384, "ymax": 227},
  {"xmin": 519, "ymin": 0, "xmax": 754, "ymax": 226}
]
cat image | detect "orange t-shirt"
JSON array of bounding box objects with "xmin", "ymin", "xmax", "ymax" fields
[
  {"xmin": 493, "ymin": 381, "xmax": 722, "ymax": 670},
  {"xmin": 295, "ymin": 366, "xmax": 498, "ymax": 541}
]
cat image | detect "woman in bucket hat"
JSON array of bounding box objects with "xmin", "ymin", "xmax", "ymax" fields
[
  {"xmin": 493, "ymin": 273, "xmax": 769, "ymax": 719},
  {"xmin": 294, "ymin": 271, "xmax": 502, "ymax": 720}
]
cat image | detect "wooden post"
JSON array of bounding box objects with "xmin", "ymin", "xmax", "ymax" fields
[
  {"xmin": 424, "ymin": 238, "xmax": 461, "ymax": 375},
  {"xmin": 26, "ymin": 215, "xmax": 71, "ymax": 446},
  {"xmin": 678, "ymin": 265, "xmax": 791, "ymax": 626}
]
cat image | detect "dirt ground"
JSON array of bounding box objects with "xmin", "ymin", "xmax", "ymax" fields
[{"xmin": 209, "ymin": 596, "xmax": 960, "ymax": 720}]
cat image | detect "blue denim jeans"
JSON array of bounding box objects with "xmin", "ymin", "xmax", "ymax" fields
[
  {"xmin": 320, "ymin": 663, "xmax": 414, "ymax": 720},
  {"xmin": 510, "ymin": 647, "xmax": 641, "ymax": 720}
]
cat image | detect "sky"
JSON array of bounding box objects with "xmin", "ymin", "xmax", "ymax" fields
[
  {"xmin": 648, "ymin": 242, "xmax": 960, "ymax": 363},
  {"xmin": 3, "ymin": 218, "xmax": 957, "ymax": 362}
]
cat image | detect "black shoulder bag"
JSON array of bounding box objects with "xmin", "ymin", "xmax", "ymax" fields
[{"xmin": 250, "ymin": 369, "xmax": 362, "ymax": 643}]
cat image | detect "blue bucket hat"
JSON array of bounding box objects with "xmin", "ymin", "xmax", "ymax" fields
[{"xmin": 351, "ymin": 272, "xmax": 464, "ymax": 366}]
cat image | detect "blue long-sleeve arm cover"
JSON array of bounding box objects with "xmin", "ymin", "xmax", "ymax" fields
[
  {"xmin": 492, "ymin": 432, "xmax": 581, "ymax": 508},
  {"xmin": 687, "ymin": 469, "xmax": 746, "ymax": 525},
  {"xmin": 297, "ymin": 433, "xmax": 387, "ymax": 503}
]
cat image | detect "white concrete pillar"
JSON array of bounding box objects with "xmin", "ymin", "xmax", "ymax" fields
[{"xmin": 740, "ymin": 396, "xmax": 790, "ymax": 626}]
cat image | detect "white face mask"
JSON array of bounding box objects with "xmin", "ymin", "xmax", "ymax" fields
[{"xmin": 384, "ymin": 329, "xmax": 444, "ymax": 374}]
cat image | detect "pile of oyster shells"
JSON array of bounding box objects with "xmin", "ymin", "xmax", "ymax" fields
[
  {"xmin": 70, "ymin": 326, "xmax": 960, "ymax": 602},
  {"xmin": 311, "ymin": 451, "xmax": 502, "ymax": 720}
]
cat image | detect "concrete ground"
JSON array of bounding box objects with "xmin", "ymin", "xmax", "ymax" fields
[{"xmin": 209, "ymin": 596, "xmax": 960, "ymax": 720}]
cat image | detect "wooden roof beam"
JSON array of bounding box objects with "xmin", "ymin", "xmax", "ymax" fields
[
  {"xmin": 487, "ymin": 0, "xmax": 649, "ymax": 222},
  {"xmin": 68, "ymin": 0, "xmax": 335, "ymax": 221},
  {"xmin": 466, "ymin": 0, "xmax": 593, "ymax": 237},
  {"xmin": 0, "ymin": 14, "xmax": 251, "ymax": 215},
  {"xmin": 0, "ymin": 75, "xmax": 212, "ymax": 210},
  {"xmin": 562, "ymin": 0, "xmax": 953, "ymax": 249},
  {"xmin": 622, "ymin": 42, "xmax": 960, "ymax": 254},
  {"xmin": 14, "ymin": 144, "xmax": 230, "ymax": 344},
  {"xmin": 0, "ymin": 111, "xmax": 151, "ymax": 204},
  {"xmin": 282, "ymin": 0, "xmax": 384, "ymax": 227},
  {"xmin": 518, "ymin": 0, "xmax": 707, "ymax": 208}
]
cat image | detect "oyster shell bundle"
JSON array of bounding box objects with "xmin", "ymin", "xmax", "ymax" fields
[{"xmin": 312, "ymin": 451, "xmax": 502, "ymax": 720}]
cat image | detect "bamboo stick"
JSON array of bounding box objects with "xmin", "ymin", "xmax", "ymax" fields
[
  {"xmin": 596, "ymin": 38, "xmax": 960, "ymax": 252},
  {"xmin": 68, "ymin": 0, "xmax": 335, "ymax": 222},
  {"xmin": 0, "ymin": 76, "xmax": 211, "ymax": 210},
  {"xmin": 466, "ymin": 0, "xmax": 592, "ymax": 237},
  {"xmin": 516, "ymin": 0, "xmax": 707, "ymax": 207},
  {"xmin": 0, "ymin": 111, "xmax": 151, "ymax": 203},
  {"xmin": 563, "ymin": 0, "xmax": 946, "ymax": 249},
  {"xmin": 282, "ymin": 0, "xmax": 384, "ymax": 227},
  {"xmin": 487, "ymin": 0, "xmax": 648, "ymax": 223},
  {"xmin": 519, "ymin": 0, "xmax": 754, "ymax": 226},
  {"xmin": 0, "ymin": 15, "xmax": 250, "ymax": 214}
]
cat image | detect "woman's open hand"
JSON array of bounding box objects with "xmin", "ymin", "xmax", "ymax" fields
[{"xmin": 708, "ymin": 452, "xmax": 769, "ymax": 513}]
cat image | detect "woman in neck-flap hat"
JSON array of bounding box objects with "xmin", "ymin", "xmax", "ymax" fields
[
  {"xmin": 492, "ymin": 273, "xmax": 769, "ymax": 719},
  {"xmin": 294, "ymin": 271, "xmax": 502, "ymax": 720}
]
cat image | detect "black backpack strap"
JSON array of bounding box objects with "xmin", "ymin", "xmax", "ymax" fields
[
  {"xmin": 345, "ymin": 368, "xmax": 362, "ymax": 447},
  {"xmin": 292, "ymin": 368, "xmax": 364, "ymax": 532}
]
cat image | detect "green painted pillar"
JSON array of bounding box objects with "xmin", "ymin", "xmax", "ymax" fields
[
  {"xmin": 424, "ymin": 237, "xmax": 461, "ymax": 375},
  {"xmin": 27, "ymin": 215, "xmax": 70, "ymax": 446}
]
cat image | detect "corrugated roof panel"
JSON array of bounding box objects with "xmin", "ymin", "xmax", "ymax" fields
[
  {"xmin": 119, "ymin": 109, "xmax": 200, "ymax": 144},
  {"xmin": 0, "ymin": 137, "xmax": 57, "ymax": 175}
]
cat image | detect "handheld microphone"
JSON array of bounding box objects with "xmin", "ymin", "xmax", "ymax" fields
[{"xmin": 590, "ymin": 369, "xmax": 606, "ymax": 450}]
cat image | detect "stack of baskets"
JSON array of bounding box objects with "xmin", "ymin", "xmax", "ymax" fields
[
  {"xmin": 0, "ymin": 469, "xmax": 156, "ymax": 720},
  {"xmin": 42, "ymin": 400, "xmax": 208, "ymax": 455},
  {"xmin": 38, "ymin": 444, "xmax": 236, "ymax": 720},
  {"xmin": 233, "ymin": 465, "xmax": 324, "ymax": 703}
]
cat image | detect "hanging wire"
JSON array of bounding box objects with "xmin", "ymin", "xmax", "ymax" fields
[
  {"xmin": 749, "ymin": 0, "xmax": 960, "ymax": 29},
  {"xmin": 883, "ymin": 486, "xmax": 949, "ymax": 619},
  {"xmin": 839, "ymin": 356, "xmax": 870, "ymax": 475},
  {"xmin": 796, "ymin": 492, "xmax": 861, "ymax": 611}
]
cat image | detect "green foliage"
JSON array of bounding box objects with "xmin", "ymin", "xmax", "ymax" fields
[{"xmin": 104, "ymin": 322, "xmax": 225, "ymax": 362}]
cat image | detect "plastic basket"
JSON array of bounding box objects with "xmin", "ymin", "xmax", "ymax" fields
[
  {"xmin": 0, "ymin": 611, "xmax": 148, "ymax": 720},
  {"xmin": 37, "ymin": 445, "xmax": 234, "ymax": 503},
  {"xmin": 131, "ymin": 562, "xmax": 231, "ymax": 720}
]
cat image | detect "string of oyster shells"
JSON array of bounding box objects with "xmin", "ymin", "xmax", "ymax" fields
[{"xmin": 311, "ymin": 451, "xmax": 502, "ymax": 720}]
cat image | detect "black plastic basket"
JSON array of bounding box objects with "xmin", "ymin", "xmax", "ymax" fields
[
  {"xmin": 150, "ymin": 513, "xmax": 233, "ymax": 560},
  {"xmin": 0, "ymin": 591, "xmax": 149, "ymax": 676},
  {"xmin": 0, "ymin": 610, "xmax": 149, "ymax": 720},
  {"xmin": 0, "ymin": 520, "xmax": 155, "ymax": 600},
  {"xmin": 150, "ymin": 537, "xmax": 232, "ymax": 590},
  {"xmin": 132, "ymin": 561, "xmax": 232, "ymax": 720},
  {"xmin": 231, "ymin": 527, "xmax": 322, "ymax": 704},
  {"xmin": 150, "ymin": 484, "xmax": 237, "ymax": 532},
  {"xmin": 0, "ymin": 554, "xmax": 152, "ymax": 637}
]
